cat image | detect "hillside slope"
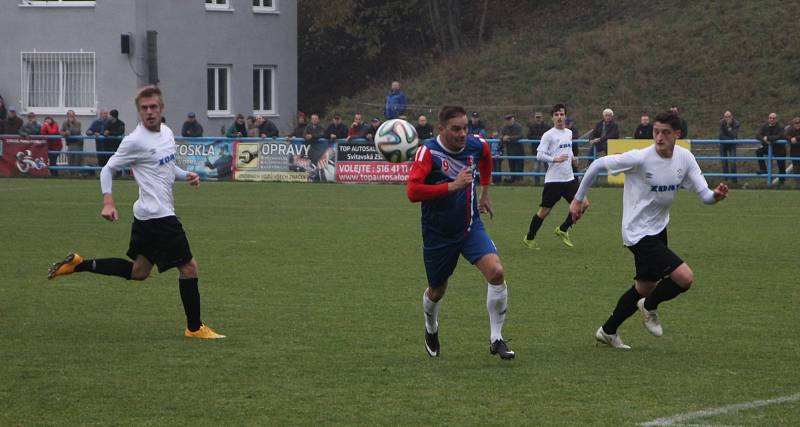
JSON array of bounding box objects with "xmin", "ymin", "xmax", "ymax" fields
[{"xmin": 329, "ymin": 0, "xmax": 800, "ymax": 139}]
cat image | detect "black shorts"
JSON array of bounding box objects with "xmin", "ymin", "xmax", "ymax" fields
[
  {"xmin": 540, "ymin": 179, "xmax": 579, "ymax": 208},
  {"xmin": 626, "ymin": 228, "xmax": 684, "ymax": 282},
  {"xmin": 127, "ymin": 216, "xmax": 193, "ymax": 273}
]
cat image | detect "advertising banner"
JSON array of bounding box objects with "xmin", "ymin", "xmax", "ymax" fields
[
  {"xmin": 233, "ymin": 140, "xmax": 335, "ymax": 182},
  {"xmin": 335, "ymin": 142, "xmax": 411, "ymax": 183},
  {"xmin": 606, "ymin": 139, "xmax": 691, "ymax": 184},
  {"xmin": 0, "ymin": 137, "xmax": 50, "ymax": 177},
  {"xmin": 174, "ymin": 139, "xmax": 235, "ymax": 181}
]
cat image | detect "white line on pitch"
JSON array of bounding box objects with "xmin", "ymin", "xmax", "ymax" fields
[{"xmin": 639, "ymin": 393, "xmax": 800, "ymax": 426}]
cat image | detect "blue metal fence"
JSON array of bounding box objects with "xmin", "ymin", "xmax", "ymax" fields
[{"xmin": 4, "ymin": 134, "xmax": 798, "ymax": 186}]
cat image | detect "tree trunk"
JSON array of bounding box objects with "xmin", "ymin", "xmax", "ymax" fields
[{"xmin": 445, "ymin": 0, "xmax": 461, "ymax": 51}]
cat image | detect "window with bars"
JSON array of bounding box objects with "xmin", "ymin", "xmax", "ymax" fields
[
  {"xmin": 207, "ymin": 65, "xmax": 231, "ymax": 115},
  {"xmin": 252, "ymin": 0, "xmax": 277, "ymax": 12},
  {"xmin": 252, "ymin": 66, "xmax": 275, "ymax": 114},
  {"xmin": 21, "ymin": 51, "xmax": 96, "ymax": 114}
]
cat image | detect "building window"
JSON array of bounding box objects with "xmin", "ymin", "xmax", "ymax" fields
[
  {"xmin": 207, "ymin": 65, "xmax": 231, "ymax": 115},
  {"xmin": 21, "ymin": 51, "xmax": 96, "ymax": 115},
  {"xmin": 253, "ymin": 66, "xmax": 275, "ymax": 114},
  {"xmin": 19, "ymin": 0, "xmax": 96, "ymax": 7},
  {"xmin": 205, "ymin": 0, "xmax": 231, "ymax": 11},
  {"xmin": 252, "ymin": 0, "xmax": 278, "ymax": 12}
]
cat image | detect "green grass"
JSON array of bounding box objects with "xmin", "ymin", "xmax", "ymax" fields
[{"xmin": 1, "ymin": 178, "xmax": 798, "ymax": 425}]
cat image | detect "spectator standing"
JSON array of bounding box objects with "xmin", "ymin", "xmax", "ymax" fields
[
  {"xmin": 755, "ymin": 112, "xmax": 786, "ymax": 182},
  {"xmin": 257, "ymin": 115, "xmax": 280, "ymax": 138},
  {"xmin": 501, "ymin": 114, "xmax": 524, "ymax": 183},
  {"xmin": 41, "ymin": 116, "xmax": 62, "ymax": 176},
  {"xmin": 324, "ymin": 114, "xmax": 348, "ymax": 142},
  {"xmin": 226, "ymin": 114, "xmax": 247, "ymax": 138},
  {"xmin": 415, "ymin": 115, "xmax": 434, "ymax": 140},
  {"xmin": 60, "ymin": 110, "xmax": 83, "ymax": 171},
  {"xmin": 718, "ymin": 110, "xmax": 740, "ymax": 183},
  {"xmin": 366, "ymin": 117, "xmax": 381, "ymax": 142},
  {"xmin": 527, "ymin": 112, "xmax": 551, "ymax": 185},
  {"xmin": 669, "ymin": 105, "xmax": 688, "ymax": 138},
  {"xmin": 786, "ymin": 117, "xmax": 800, "ymax": 182},
  {"xmin": 20, "ymin": 112, "xmax": 42, "ymax": 136},
  {"xmin": 566, "ymin": 117, "xmax": 580, "ymax": 173},
  {"xmin": 86, "ymin": 110, "xmax": 108, "ymax": 137},
  {"xmin": 634, "ymin": 114, "xmax": 653, "ymax": 139},
  {"xmin": 101, "ymin": 109, "xmax": 125, "ymax": 168},
  {"xmin": 291, "ymin": 113, "xmax": 307, "ymax": 139},
  {"xmin": 347, "ymin": 113, "xmax": 368, "ymax": 141},
  {"xmin": 468, "ymin": 111, "xmax": 487, "ymax": 137},
  {"xmin": 304, "ymin": 114, "xmax": 327, "ymax": 163},
  {"xmin": 245, "ymin": 116, "xmax": 258, "ymax": 137},
  {"xmin": 588, "ymin": 108, "xmax": 619, "ymax": 161},
  {"xmin": 5, "ymin": 106, "xmax": 23, "ymax": 134},
  {"xmin": 181, "ymin": 112, "xmax": 203, "ymax": 137},
  {"xmin": 384, "ymin": 81, "xmax": 408, "ymax": 119},
  {"xmin": 0, "ymin": 96, "xmax": 7, "ymax": 121}
]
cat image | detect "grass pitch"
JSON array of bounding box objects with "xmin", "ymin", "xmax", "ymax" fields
[{"xmin": 1, "ymin": 178, "xmax": 798, "ymax": 426}]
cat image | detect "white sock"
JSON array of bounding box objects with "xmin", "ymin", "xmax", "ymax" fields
[
  {"xmin": 487, "ymin": 282, "xmax": 508, "ymax": 342},
  {"xmin": 422, "ymin": 290, "xmax": 442, "ymax": 334}
]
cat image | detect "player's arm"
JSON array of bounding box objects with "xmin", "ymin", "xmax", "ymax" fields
[
  {"xmin": 99, "ymin": 138, "xmax": 137, "ymax": 221},
  {"xmin": 478, "ymin": 139, "xmax": 494, "ymax": 218},
  {"xmin": 407, "ymin": 146, "xmax": 468, "ymax": 202},
  {"xmin": 173, "ymin": 163, "xmax": 200, "ymax": 187},
  {"xmin": 685, "ymin": 159, "xmax": 728, "ymax": 204}
]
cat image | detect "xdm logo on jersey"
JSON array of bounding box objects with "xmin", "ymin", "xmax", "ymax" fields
[
  {"xmin": 650, "ymin": 184, "xmax": 680, "ymax": 193},
  {"xmin": 158, "ymin": 153, "xmax": 176, "ymax": 165},
  {"xmin": 558, "ymin": 142, "xmax": 572, "ymax": 149}
]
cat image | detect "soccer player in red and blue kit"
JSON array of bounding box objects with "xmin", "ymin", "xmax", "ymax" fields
[{"xmin": 407, "ymin": 105, "xmax": 515, "ymax": 359}]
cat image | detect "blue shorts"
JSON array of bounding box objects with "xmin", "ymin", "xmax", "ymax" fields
[{"xmin": 423, "ymin": 225, "xmax": 498, "ymax": 287}]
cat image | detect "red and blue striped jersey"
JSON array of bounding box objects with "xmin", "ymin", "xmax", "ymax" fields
[{"xmin": 407, "ymin": 135, "xmax": 492, "ymax": 242}]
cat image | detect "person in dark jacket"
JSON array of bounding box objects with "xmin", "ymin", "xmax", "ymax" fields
[
  {"xmin": 718, "ymin": 110, "xmax": 740, "ymax": 182},
  {"xmin": 755, "ymin": 112, "xmax": 786, "ymax": 181},
  {"xmin": 527, "ymin": 112, "xmax": 551, "ymax": 185},
  {"xmin": 365, "ymin": 117, "xmax": 381, "ymax": 142},
  {"xmin": 257, "ymin": 115, "xmax": 279, "ymax": 138},
  {"xmin": 786, "ymin": 117, "xmax": 800, "ymax": 182},
  {"xmin": 467, "ymin": 111, "xmax": 487, "ymax": 137},
  {"xmin": 101, "ymin": 109, "xmax": 125, "ymax": 168},
  {"xmin": 325, "ymin": 114, "xmax": 348, "ymax": 141},
  {"xmin": 414, "ymin": 115, "xmax": 434, "ymax": 140},
  {"xmin": 181, "ymin": 112, "xmax": 204, "ymax": 137},
  {"xmin": 5, "ymin": 106, "xmax": 23, "ymax": 134},
  {"xmin": 304, "ymin": 114, "xmax": 327, "ymax": 162},
  {"xmin": 669, "ymin": 106, "xmax": 688, "ymax": 138},
  {"xmin": 384, "ymin": 81, "xmax": 407, "ymax": 120},
  {"xmin": 588, "ymin": 108, "xmax": 619, "ymax": 161},
  {"xmin": 501, "ymin": 114, "xmax": 524, "ymax": 183},
  {"xmin": 633, "ymin": 114, "xmax": 653, "ymax": 139}
]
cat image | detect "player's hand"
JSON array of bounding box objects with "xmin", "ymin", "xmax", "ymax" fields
[
  {"xmin": 569, "ymin": 198, "xmax": 589, "ymax": 222},
  {"xmin": 479, "ymin": 194, "xmax": 494, "ymax": 219},
  {"xmin": 449, "ymin": 167, "xmax": 473, "ymax": 191},
  {"xmin": 713, "ymin": 182, "xmax": 729, "ymax": 201},
  {"xmin": 101, "ymin": 204, "xmax": 118, "ymax": 222},
  {"xmin": 186, "ymin": 172, "xmax": 200, "ymax": 187},
  {"xmin": 554, "ymin": 154, "xmax": 570, "ymax": 163}
]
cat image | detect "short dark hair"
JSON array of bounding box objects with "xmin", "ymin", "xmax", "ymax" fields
[
  {"xmin": 438, "ymin": 105, "xmax": 467, "ymax": 124},
  {"xmin": 653, "ymin": 111, "xmax": 682, "ymax": 131},
  {"xmin": 550, "ymin": 103, "xmax": 567, "ymax": 116}
]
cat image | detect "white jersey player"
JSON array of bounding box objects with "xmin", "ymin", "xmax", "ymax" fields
[
  {"xmin": 569, "ymin": 110, "xmax": 728, "ymax": 349},
  {"xmin": 47, "ymin": 86, "xmax": 224, "ymax": 339},
  {"xmin": 523, "ymin": 104, "xmax": 586, "ymax": 250}
]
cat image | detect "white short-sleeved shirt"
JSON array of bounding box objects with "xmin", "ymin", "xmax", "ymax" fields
[
  {"xmin": 538, "ymin": 127, "xmax": 575, "ymax": 183},
  {"xmin": 605, "ymin": 145, "xmax": 709, "ymax": 246},
  {"xmin": 103, "ymin": 124, "xmax": 181, "ymax": 220}
]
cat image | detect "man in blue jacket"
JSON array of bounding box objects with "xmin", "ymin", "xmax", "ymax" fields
[{"xmin": 384, "ymin": 81, "xmax": 407, "ymax": 120}]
